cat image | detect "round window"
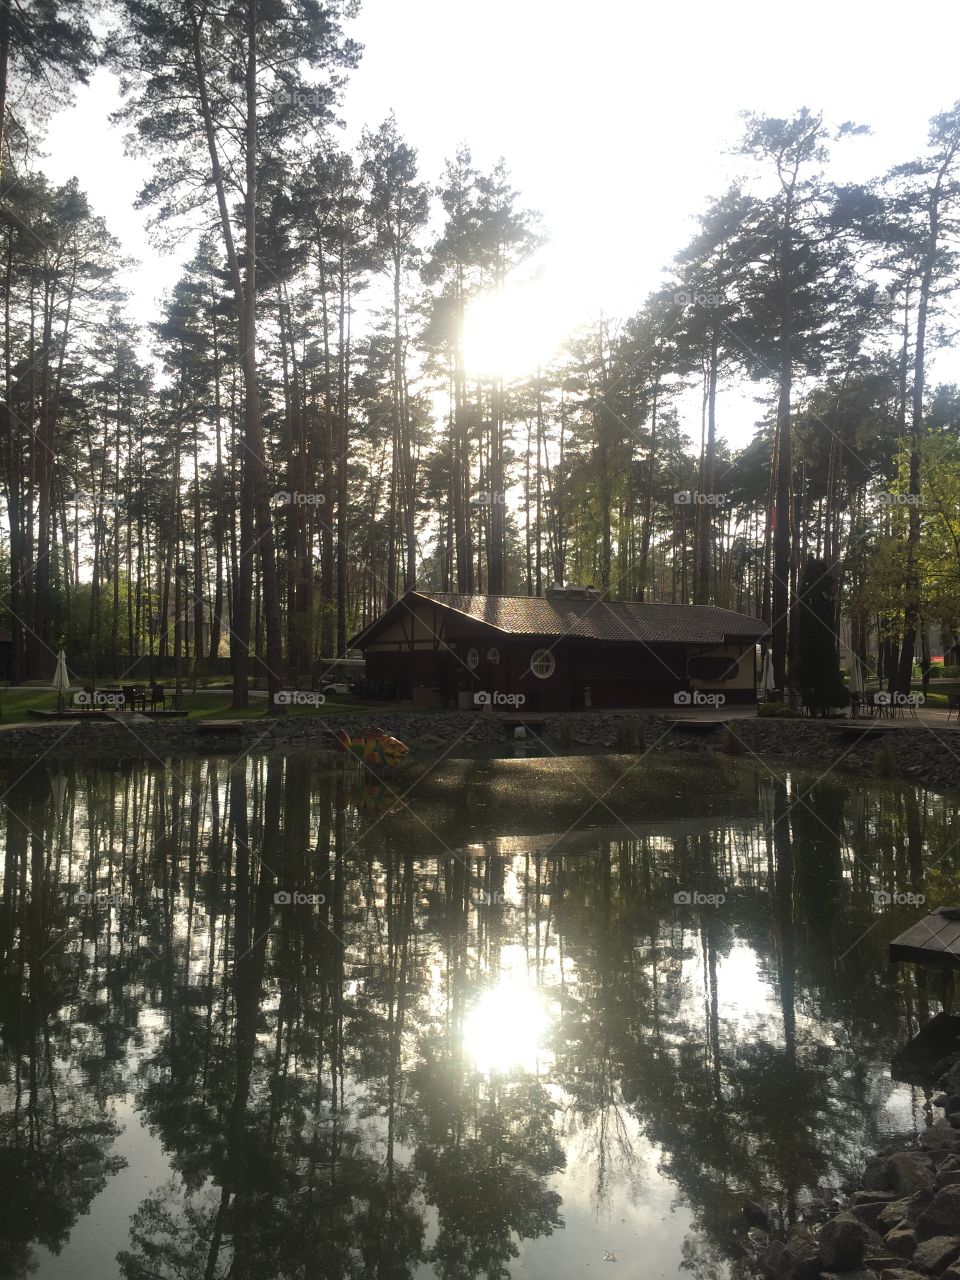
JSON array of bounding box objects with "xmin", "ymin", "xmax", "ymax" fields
[
  {"xmin": 487, "ymin": 646, "xmax": 500, "ymax": 665},
  {"xmin": 466, "ymin": 647, "xmax": 480, "ymax": 670},
  {"xmin": 529, "ymin": 648, "xmax": 556, "ymax": 680}
]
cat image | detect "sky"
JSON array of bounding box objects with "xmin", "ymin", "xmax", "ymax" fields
[{"xmin": 39, "ymin": 0, "xmax": 960, "ymax": 448}]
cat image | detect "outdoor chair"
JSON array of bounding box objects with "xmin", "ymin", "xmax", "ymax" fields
[
  {"xmin": 150, "ymin": 684, "xmax": 166, "ymax": 710},
  {"xmin": 949, "ymin": 693, "xmax": 960, "ymax": 723},
  {"xmin": 121, "ymin": 685, "xmax": 144, "ymax": 712}
]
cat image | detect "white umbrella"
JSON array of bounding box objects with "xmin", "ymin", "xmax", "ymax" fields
[
  {"xmin": 760, "ymin": 649, "xmax": 775, "ymax": 698},
  {"xmin": 53, "ymin": 648, "xmax": 69, "ymax": 712},
  {"xmin": 849, "ymin": 654, "xmax": 864, "ymax": 696}
]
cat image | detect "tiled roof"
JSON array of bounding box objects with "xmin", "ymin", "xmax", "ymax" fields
[{"xmin": 356, "ymin": 590, "xmax": 767, "ymax": 646}]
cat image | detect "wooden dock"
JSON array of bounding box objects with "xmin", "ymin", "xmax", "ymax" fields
[
  {"xmin": 667, "ymin": 718, "xmax": 726, "ymax": 734},
  {"xmin": 195, "ymin": 720, "xmax": 245, "ymax": 735},
  {"xmin": 889, "ymin": 908, "xmax": 960, "ymax": 969}
]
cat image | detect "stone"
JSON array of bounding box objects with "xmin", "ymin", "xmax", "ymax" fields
[
  {"xmin": 878, "ymin": 1199, "xmax": 925, "ymax": 1232},
  {"xmin": 758, "ymin": 1238, "xmax": 786, "ymax": 1277},
  {"xmin": 920, "ymin": 1128, "xmax": 960, "ymax": 1155},
  {"xmin": 912, "ymin": 1235, "xmax": 960, "ymax": 1274},
  {"xmin": 918, "ymin": 1186, "xmax": 960, "ymax": 1241},
  {"xmin": 878, "ymin": 1271, "xmax": 927, "ymax": 1280},
  {"xmin": 889, "ymin": 1153, "xmax": 938, "ymax": 1194},
  {"xmin": 780, "ymin": 1232, "xmax": 821, "ymax": 1280},
  {"xmin": 854, "ymin": 1190, "xmax": 901, "ymax": 1205},
  {"xmin": 820, "ymin": 1272, "xmax": 875, "ymax": 1280},
  {"xmin": 855, "ymin": 1200, "xmax": 900, "ymax": 1227},
  {"xmin": 819, "ymin": 1213, "xmax": 866, "ymax": 1271},
  {"xmin": 939, "ymin": 1174, "xmax": 960, "ymax": 1190},
  {"xmin": 885, "ymin": 1226, "xmax": 918, "ymax": 1257}
]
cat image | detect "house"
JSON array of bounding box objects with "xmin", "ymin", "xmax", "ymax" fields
[{"xmin": 351, "ymin": 586, "xmax": 769, "ymax": 711}]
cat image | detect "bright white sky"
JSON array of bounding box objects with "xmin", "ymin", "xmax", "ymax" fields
[{"xmin": 39, "ymin": 0, "xmax": 960, "ymax": 448}]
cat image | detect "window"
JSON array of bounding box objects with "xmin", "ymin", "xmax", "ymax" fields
[
  {"xmin": 487, "ymin": 646, "xmax": 500, "ymax": 665},
  {"xmin": 687, "ymin": 655, "xmax": 738, "ymax": 682},
  {"xmin": 466, "ymin": 647, "xmax": 480, "ymax": 670},
  {"xmin": 529, "ymin": 648, "xmax": 556, "ymax": 680}
]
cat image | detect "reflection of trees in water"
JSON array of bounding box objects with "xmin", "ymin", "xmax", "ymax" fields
[{"xmin": 0, "ymin": 755, "xmax": 956, "ymax": 1278}]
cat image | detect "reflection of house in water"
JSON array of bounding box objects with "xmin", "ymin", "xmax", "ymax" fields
[{"xmin": 352, "ymin": 585, "xmax": 768, "ymax": 710}]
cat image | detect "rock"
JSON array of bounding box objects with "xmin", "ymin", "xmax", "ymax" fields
[
  {"xmin": 854, "ymin": 1190, "xmax": 901, "ymax": 1205},
  {"xmin": 743, "ymin": 1198, "xmax": 770, "ymax": 1228},
  {"xmin": 918, "ymin": 1186, "xmax": 960, "ymax": 1241},
  {"xmin": 878, "ymin": 1195, "xmax": 930, "ymax": 1232},
  {"xmin": 780, "ymin": 1232, "xmax": 821, "ymax": 1280},
  {"xmin": 819, "ymin": 1213, "xmax": 866, "ymax": 1271},
  {"xmin": 912, "ymin": 1234, "xmax": 960, "ymax": 1274},
  {"xmin": 939, "ymin": 1174, "xmax": 960, "ymax": 1190},
  {"xmin": 885, "ymin": 1225, "xmax": 919, "ymax": 1257},
  {"xmin": 941, "ymin": 1266, "xmax": 960, "ymax": 1280},
  {"xmin": 885, "ymin": 1198, "xmax": 926, "ymax": 1228},
  {"xmin": 920, "ymin": 1128, "xmax": 960, "ymax": 1155},
  {"xmin": 889, "ymin": 1153, "xmax": 938, "ymax": 1194},
  {"xmin": 820, "ymin": 1272, "xmax": 875, "ymax": 1280},
  {"xmin": 758, "ymin": 1238, "xmax": 786, "ymax": 1277},
  {"xmin": 855, "ymin": 1200, "xmax": 900, "ymax": 1227},
  {"xmin": 864, "ymin": 1154, "xmax": 896, "ymax": 1190},
  {"xmin": 878, "ymin": 1271, "xmax": 927, "ymax": 1280}
]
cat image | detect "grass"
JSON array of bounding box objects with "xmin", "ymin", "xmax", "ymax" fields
[{"xmin": 0, "ymin": 686, "xmax": 385, "ymax": 725}]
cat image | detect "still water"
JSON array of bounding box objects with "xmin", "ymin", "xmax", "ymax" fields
[{"xmin": 1, "ymin": 750, "xmax": 957, "ymax": 1279}]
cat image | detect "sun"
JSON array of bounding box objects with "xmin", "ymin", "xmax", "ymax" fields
[
  {"xmin": 461, "ymin": 980, "xmax": 551, "ymax": 1074},
  {"xmin": 463, "ymin": 280, "xmax": 575, "ymax": 381}
]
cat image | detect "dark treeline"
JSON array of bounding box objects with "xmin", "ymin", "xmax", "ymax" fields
[{"xmin": 4, "ymin": 2, "xmax": 960, "ymax": 703}]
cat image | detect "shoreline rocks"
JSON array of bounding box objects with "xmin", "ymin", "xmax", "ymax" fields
[
  {"xmin": 0, "ymin": 710, "xmax": 955, "ymax": 799},
  {"xmin": 751, "ymin": 1070, "xmax": 960, "ymax": 1280}
]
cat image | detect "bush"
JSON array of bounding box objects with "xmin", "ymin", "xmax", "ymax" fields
[{"xmin": 758, "ymin": 702, "xmax": 800, "ymax": 719}]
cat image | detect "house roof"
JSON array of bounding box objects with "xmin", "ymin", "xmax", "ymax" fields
[{"xmin": 353, "ymin": 590, "xmax": 768, "ymax": 648}]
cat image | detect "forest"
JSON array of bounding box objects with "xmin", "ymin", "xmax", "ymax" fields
[{"xmin": 5, "ymin": 0, "xmax": 960, "ymax": 705}]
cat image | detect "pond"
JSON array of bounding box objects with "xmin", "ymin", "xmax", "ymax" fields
[{"xmin": 1, "ymin": 750, "xmax": 957, "ymax": 1279}]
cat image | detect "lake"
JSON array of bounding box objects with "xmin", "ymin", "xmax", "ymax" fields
[{"xmin": 1, "ymin": 750, "xmax": 956, "ymax": 1279}]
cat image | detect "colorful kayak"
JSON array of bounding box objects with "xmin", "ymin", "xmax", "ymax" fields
[{"xmin": 335, "ymin": 726, "xmax": 409, "ymax": 769}]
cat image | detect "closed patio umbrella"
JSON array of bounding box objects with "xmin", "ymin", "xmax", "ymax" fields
[
  {"xmin": 760, "ymin": 649, "xmax": 775, "ymax": 699},
  {"xmin": 849, "ymin": 654, "xmax": 864, "ymax": 695},
  {"xmin": 53, "ymin": 648, "xmax": 70, "ymax": 713}
]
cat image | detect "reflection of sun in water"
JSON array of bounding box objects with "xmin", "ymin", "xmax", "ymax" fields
[
  {"xmin": 463, "ymin": 281, "xmax": 576, "ymax": 382},
  {"xmin": 462, "ymin": 981, "xmax": 550, "ymax": 1074}
]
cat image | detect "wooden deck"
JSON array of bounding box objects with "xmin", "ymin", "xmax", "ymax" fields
[
  {"xmin": 890, "ymin": 908, "xmax": 960, "ymax": 969},
  {"xmin": 195, "ymin": 720, "xmax": 245, "ymax": 735}
]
